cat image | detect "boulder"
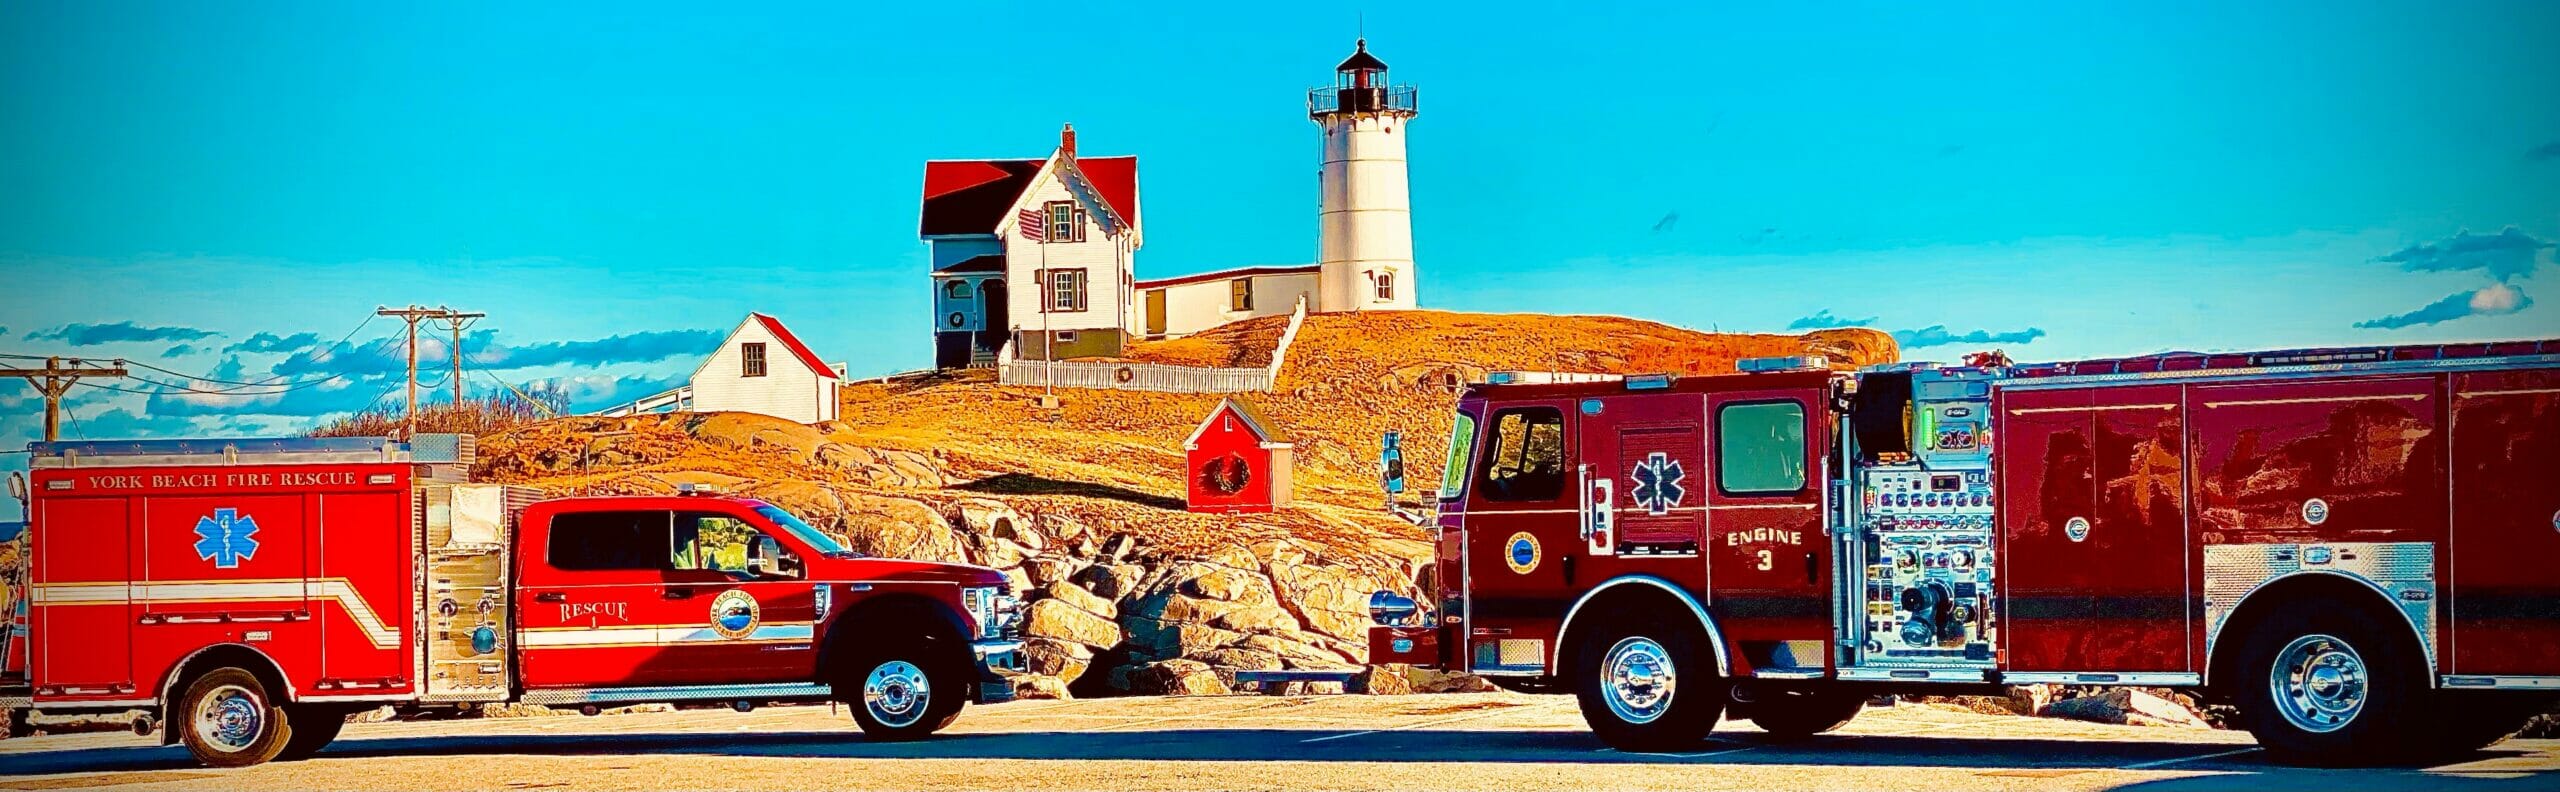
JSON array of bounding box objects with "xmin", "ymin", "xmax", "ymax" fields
[
  {"xmin": 1002, "ymin": 567, "xmax": 1034, "ymax": 595},
  {"xmin": 1024, "ymin": 598, "xmax": 1123, "ymax": 649},
  {"xmin": 1124, "ymin": 618, "xmax": 1245, "ymax": 661},
  {"xmin": 1037, "ymin": 513, "xmax": 1091, "ymax": 548},
  {"xmin": 1236, "ymin": 632, "xmax": 1361, "ymax": 670},
  {"xmin": 1042, "ymin": 580, "xmax": 1117, "ymax": 620},
  {"xmin": 1182, "ymin": 565, "xmax": 1277, "ymax": 604},
  {"xmin": 1128, "ymin": 659, "xmax": 1231, "ymax": 696},
  {"xmin": 1020, "ymin": 638, "xmax": 1096, "ymax": 682},
  {"xmin": 2039, "ymin": 688, "xmax": 2212, "ymax": 728},
  {"xmin": 1074, "ymin": 563, "xmax": 1147, "ymax": 602},
  {"xmin": 1261, "ymin": 545, "xmax": 1391, "ymax": 643},
  {"xmin": 836, "ymin": 494, "xmax": 968, "ymax": 563},
  {"xmin": 1194, "ymin": 646, "xmax": 1284, "ymax": 672},
  {"xmin": 2007, "ymin": 684, "xmax": 2062, "ymax": 716},
  {"xmin": 1010, "ymin": 674, "xmax": 1072, "ymax": 701},
  {"xmin": 1349, "ymin": 665, "xmax": 1414, "ymax": 695},
  {"xmin": 950, "ymin": 499, "xmax": 1025, "ymax": 543},
  {"xmin": 1024, "ymin": 556, "xmax": 1085, "ymax": 589},
  {"xmin": 1099, "ymin": 534, "xmax": 1140, "ymax": 562},
  {"xmin": 1400, "ymin": 666, "xmax": 1499, "ymax": 693}
]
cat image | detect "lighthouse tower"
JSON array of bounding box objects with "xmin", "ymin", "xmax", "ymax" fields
[{"xmin": 1311, "ymin": 39, "xmax": 1419, "ymax": 313}]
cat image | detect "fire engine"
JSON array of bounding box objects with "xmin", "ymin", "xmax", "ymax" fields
[
  {"xmin": 0, "ymin": 435, "xmax": 1025, "ymax": 767},
  {"xmin": 1369, "ymin": 339, "xmax": 2560, "ymax": 766}
]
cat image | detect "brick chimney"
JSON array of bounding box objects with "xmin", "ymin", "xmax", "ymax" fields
[{"xmin": 1060, "ymin": 123, "xmax": 1076, "ymax": 158}]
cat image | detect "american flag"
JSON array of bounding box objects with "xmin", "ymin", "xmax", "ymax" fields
[{"xmin": 1018, "ymin": 207, "xmax": 1045, "ymax": 242}]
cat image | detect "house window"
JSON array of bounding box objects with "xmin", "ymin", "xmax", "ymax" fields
[
  {"xmin": 741, "ymin": 343, "xmax": 768, "ymax": 378},
  {"xmin": 1054, "ymin": 331, "xmax": 1079, "ymax": 344},
  {"xmin": 1044, "ymin": 201, "xmax": 1086, "ymax": 243},
  {"xmin": 944, "ymin": 280, "xmax": 972, "ymax": 300},
  {"xmin": 1047, "ymin": 269, "xmax": 1087, "ymax": 312},
  {"xmin": 1716, "ymin": 401, "xmax": 1808, "ymax": 495},
  {"xmin": 1474, "ymin": 407, "xmax": 1566, "ymax": 502},
  {"xmin": 1230, "ymin": 278, "xmax": 1254, "ymax": 312},
  {"xmin": 1371, "ymin": 270, "xmax": 1396, "ymax": 301}
]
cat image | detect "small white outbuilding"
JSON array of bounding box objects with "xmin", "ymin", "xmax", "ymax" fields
[{"xmin": 688, "ymin": 313, "xmax": 843, "ymax": 424}]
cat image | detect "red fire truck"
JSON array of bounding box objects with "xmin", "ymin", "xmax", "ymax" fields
[
  {"xmin": 0, "ymin": 435, "xmax": 1025, "ymax": 767},
  {"xmin": 1369, "ymin": 339, "xmax": 2560, "ymax": 766}
]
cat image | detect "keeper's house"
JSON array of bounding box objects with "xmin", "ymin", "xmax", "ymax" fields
[{"xmin": 689, "ymin": 313, "xmax": 844, "ymax": 424}]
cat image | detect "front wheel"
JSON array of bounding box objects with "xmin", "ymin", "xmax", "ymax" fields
[
  {"xmin": 1744, "ymin": 688, "xmax": 1867, "ymax": 739},
  {"xmin": 1574, "ymin": 616, "xmax": 1724, "ymax": 752},
  {"xmin": 2233, "ymin": 608, "xmax": 2428, "ymax": 767},
  {"xmin": 176, "ymin": 668, "xmax": 295, "ymax": 767},
  {"xmin": 847, "ymin": 654, "xmax": 964, "ymax": 741}
]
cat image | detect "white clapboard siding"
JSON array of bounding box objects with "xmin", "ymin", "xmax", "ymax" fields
[
  {"xmin": 689, "ymin": 315, "xmax": 840, "ymax": 424},
  {"xmin": 1004, "ymin": 170, "xmax": 1137, "ymax": 336}
]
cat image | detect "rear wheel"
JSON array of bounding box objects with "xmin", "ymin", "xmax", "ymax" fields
[
  {"xmin": 2233, "ymin": 607, "xmax": 2427, "ymax": 767},
  {"xmin": 274, "ymin": 705, "xmax": 347, "ymax": 760},
  {"xmin": 176, "ymin": 668, "xmax": 294, "ymax": 767},
  {"xmin": 847, "ymin": 652, "xmax": 964, "ymax": 741},
  {"xmin": 1574, "ymin": 615, "xmax": 1724, "ymax": 752},
  {"xmin": 1744, "ymin": 688, "xmax": 1867, "ymax": 739}
]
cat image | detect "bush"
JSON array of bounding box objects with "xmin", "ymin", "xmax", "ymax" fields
[{"xmin": 308, "ymin": 386, "xmax": 568, "ymax": 439}]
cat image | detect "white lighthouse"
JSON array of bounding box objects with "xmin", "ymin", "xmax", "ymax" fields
[{"xmin": 1311, "ymin": 39, "xmax": 1419, "ymax": 313}]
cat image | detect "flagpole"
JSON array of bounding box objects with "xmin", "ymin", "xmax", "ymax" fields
[{"xmin": 1042, "ymin": 211, "xmax": 1053, "ymax": 403}]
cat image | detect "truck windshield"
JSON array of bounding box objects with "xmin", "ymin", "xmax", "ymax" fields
[{"xmin": 753, "ymin": 504, "xmax": 859, "ymax": 557}]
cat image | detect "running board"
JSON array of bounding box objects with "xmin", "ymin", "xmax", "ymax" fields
[
  {"xmin": 1837, "ymin": 667, "xmax": 1997, "ymax": 683},
  {"xmin": 518, "ymin": 682, "xmax": 834, "ymax": 707}
]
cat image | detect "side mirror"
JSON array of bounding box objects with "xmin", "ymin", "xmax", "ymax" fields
[{"xmin": 746, "ymin": 536, "xmax": 796, "ymax": 578}]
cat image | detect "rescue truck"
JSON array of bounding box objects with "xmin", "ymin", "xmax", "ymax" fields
[
  {"xmin": 1368, "ymin": 339, "xmax": 2560, "ymax": 766},
  {"xmin": 0, "ymin": 435, "xmax": 1025, "ymax": 767}
]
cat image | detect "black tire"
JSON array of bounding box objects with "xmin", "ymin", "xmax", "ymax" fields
[
  {"xmin": 1746, "ymin": 688, "xmax": 1868, "ymax": 739},
  {"xmin": 1488, "ymin": 677, "xmax": 1565, "ymax": 695},
  {"xmin": 175, "ymin": 668, "xmax": 295, "ymax": 767},
  {"xmin": 846, "ymin": 650, "xmax": 965, "ymax": 741},
  {"xmin": 2232, "ymin": 606, "xmax": 2429, "ymax": 767},
  {"xmin": 274, "ymin": 706, "xmax": 346, "ymax": 760},
  {"xmin": 1573, "ymin": 614, "xmax": 1724, "ymax": 752}
]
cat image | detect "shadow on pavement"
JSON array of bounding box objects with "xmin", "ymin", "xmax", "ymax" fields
[{"xmin": 2, "ymin": 727, "xmax": 2550, "ymax": 789}]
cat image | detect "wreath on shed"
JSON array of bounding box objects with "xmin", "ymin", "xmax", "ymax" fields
[
  {"xmin": 1115, "ymin": 366, "xmax": 1136, "ymax": 384},
  {"xmin": 1198, "ymin": 453, "xmax": 1253, "ymax": 495}
]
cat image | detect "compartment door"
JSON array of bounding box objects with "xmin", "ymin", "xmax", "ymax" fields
[
  {"xmin": 2004, "ymin": 385, "xmax": 2191, "ymax": 673},
  {"xmin": 2449, "ymin": 370, "xmax": 2560, "ymax": 675},
  {"xmin": 31, "ymin": 495, "xmax": 133, "ymax": 694}
]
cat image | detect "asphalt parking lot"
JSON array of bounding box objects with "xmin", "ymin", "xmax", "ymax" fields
[{"xmin": 1, "ymin": 693, "xmax": 2553, "ymax": 791}]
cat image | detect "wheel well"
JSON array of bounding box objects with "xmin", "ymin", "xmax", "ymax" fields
[
  {"xmin": 155, "ymin": 644, "xmax": 291, "ymax": 744},
  {"xmin": 2206, "ymin": 572, "xmax": 2426, "ymax": 696},
  {"xmin": 818, "ymin": 594, "xmax": 973, "ymax": 691},
  {"xmin": 1554, "ymin": 577, "xmax": 1728, "ymax": 682}
]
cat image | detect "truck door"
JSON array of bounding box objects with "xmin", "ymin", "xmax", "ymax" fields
[
  {"xmin": 1704, "ymin": 389, "xmax": 1831, "ymax": 665},
  {"xmin": 516, "ymin": 509, "xmax": 692, "ymax": 688},
  {"xmin": 2000, "ymin": 384, "xmax": 2190, "ymax": 673},
  {"xmin": 1460, "ymin": 401, "xmax": 1577, "ymax": 675},
  {"xmin": 656, "ymin": 510, "xmax": 818, "ymax": 684},
  {"xmin": 2448, "ymin": 369, "xmax": 2560, "ymax": 675},
  {"xmin": 30, "ymin": 493, "xmax": 134, "ymax": 696}
]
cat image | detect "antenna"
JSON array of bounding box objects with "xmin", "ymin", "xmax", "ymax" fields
[{"xmin": 1357, "ymin": 11, "xmax": 1364, "ymax": 40}]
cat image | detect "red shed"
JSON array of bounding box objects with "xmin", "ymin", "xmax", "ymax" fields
[{"xmin": 1184, "ymin": 398, "xmax": 1293, "ymax": 513}]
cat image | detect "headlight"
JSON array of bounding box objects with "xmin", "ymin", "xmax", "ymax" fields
[{"xmin": 962, "ymin": 586, "xmax": 1020, "ymax": 639}]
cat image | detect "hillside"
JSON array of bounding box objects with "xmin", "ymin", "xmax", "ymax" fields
[{"xmin": 475, "ymin": 310, "xmax": 1896, "ymax": 697}]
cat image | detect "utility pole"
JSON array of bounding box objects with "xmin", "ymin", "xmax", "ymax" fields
[
  {"xmin": 440, "ymin": 310, "xmax": 485, "ymax": 407},
  {"xmin": 377, "ymin": 305, "xmax": 470, "ymax": 439},
  {"xmin": 0, "ymin": 357, "xmax": 129, "ymax": 441}
]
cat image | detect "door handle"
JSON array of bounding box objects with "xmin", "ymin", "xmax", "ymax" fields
[
  {"xmin": 664, "ymin": 587, "xmax": 697, "ymax": 599},
  {"xmin": 532, "ymin": 592, "xmax": 566, "ymax": 603},
  {"xmin": 1805, "ymin": 552, "xmax": 1819, "ymax": 585}
]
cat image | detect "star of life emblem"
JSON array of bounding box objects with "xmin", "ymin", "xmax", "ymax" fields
[
  {"xmin": 1630, "ymin": 452, "xmax": 1686, "ymax": 516},
  {"xmin": 193, "ymin": 507, "xmax": 260, "ymax": 569}
]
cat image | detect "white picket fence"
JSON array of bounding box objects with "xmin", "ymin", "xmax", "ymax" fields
[{"xmin": 999, "ymin": 297, "xmax": 1308, "ymax": 394}]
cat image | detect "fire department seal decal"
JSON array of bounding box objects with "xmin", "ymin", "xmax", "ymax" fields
[
  {"xmin": 709, "ymin": 589, "xmax": 760, "ymax": 641},
  {"xmin": 2302, "ymin": 498, "xmax": 2330, "ymax": 526},
  {"xmin": 1505, "ymin": 532, "xmax": 1541, "ymax": 574},
  {"xmin": 2063, "ymin": 516, "xmax": 2091, "ymax": 543}
]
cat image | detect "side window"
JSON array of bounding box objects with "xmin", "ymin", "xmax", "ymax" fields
[
  {"xmin": 1440, "ymin": 411, "xmax": 1478, "ymax": 501},
  {"xmin": 1717, "ymin": 401, "xmax": 1808, "ymax": 495},
  {"xmin": 944, "ymin": 280, "xmax": 972, "ymax": 300},
  {"xmin": 547, "ymin": 511, "xmax": 673, "ymax": 571},
  {"xmin": 1230, "ymin": 278, "xmax": 1253, "ymax": 311},
  {"xmin": 1475, "ymin": 407, "xmax": 1567, "ymax": 501},
  {"xmin": 741, "ymin": 342, "xmax": 768, "ymax": 377},
  {"xmin": 672, "ymin": 512, "xmax": 759, "ymax": 573}
]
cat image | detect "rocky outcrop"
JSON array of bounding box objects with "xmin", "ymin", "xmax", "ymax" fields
[
  {"xmin": 1025, "ymin": 598, "xmax": 1123, "ymax": 650},
  {"xmin": 2038, "ymin": 688, "xmax": 2214, "ymax": 728}
]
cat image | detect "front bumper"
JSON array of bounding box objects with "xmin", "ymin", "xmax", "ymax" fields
[
  {"xmin": 1368, "ymin": 625, "xmax": 1445, "ymax": 667},
  {"xmin": 970, "ymin": 639, "xmax": 1024, "ymax": 704}
]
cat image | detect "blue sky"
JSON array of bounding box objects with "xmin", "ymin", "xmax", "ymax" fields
[{"xmin": 3, "ymin": 1, "xmax": 2558, "ymax": 516}]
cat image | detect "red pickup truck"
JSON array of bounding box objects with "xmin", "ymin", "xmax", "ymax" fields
[{"xmin": 1, "ymin": 435, "xmax": 1024, "ymax": 767}]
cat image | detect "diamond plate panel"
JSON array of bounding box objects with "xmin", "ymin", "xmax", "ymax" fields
[{"xmin": 2203, "ymin": 542, "xmax": 2435, "ymax": 673}]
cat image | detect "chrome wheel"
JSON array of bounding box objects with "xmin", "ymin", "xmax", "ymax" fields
[
  {"xmin": 863, "ymin": 660, "xmax": 932, "ymax": 729},
  {"xmin": 191, "ymin": 684, "xmax": 264, "ymax": 753},
  {"xmin": 1601, "ymin": 637, "xmax": 1676, "ymax": 725},
  {"xmin": 2270, "ymin": 633, "xmax": 2367, "ymax": 734}
]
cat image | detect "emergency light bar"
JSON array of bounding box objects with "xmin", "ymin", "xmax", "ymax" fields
[{"xmin": 1625, "ymin": 374, "xmax": 1674, "ymax": 390}]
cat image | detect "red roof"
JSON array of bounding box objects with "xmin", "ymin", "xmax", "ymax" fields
[
  {"xmin": 751, "ymin": 313, "xmax": 837, "ymax": 379},
  {"xmin": 919, "ymin": 155, "xmax": 1138, "ymax": 237},
  {"xmin": 1136, "ymin": 264, "xmax": 1321, "ymax": 291}
]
